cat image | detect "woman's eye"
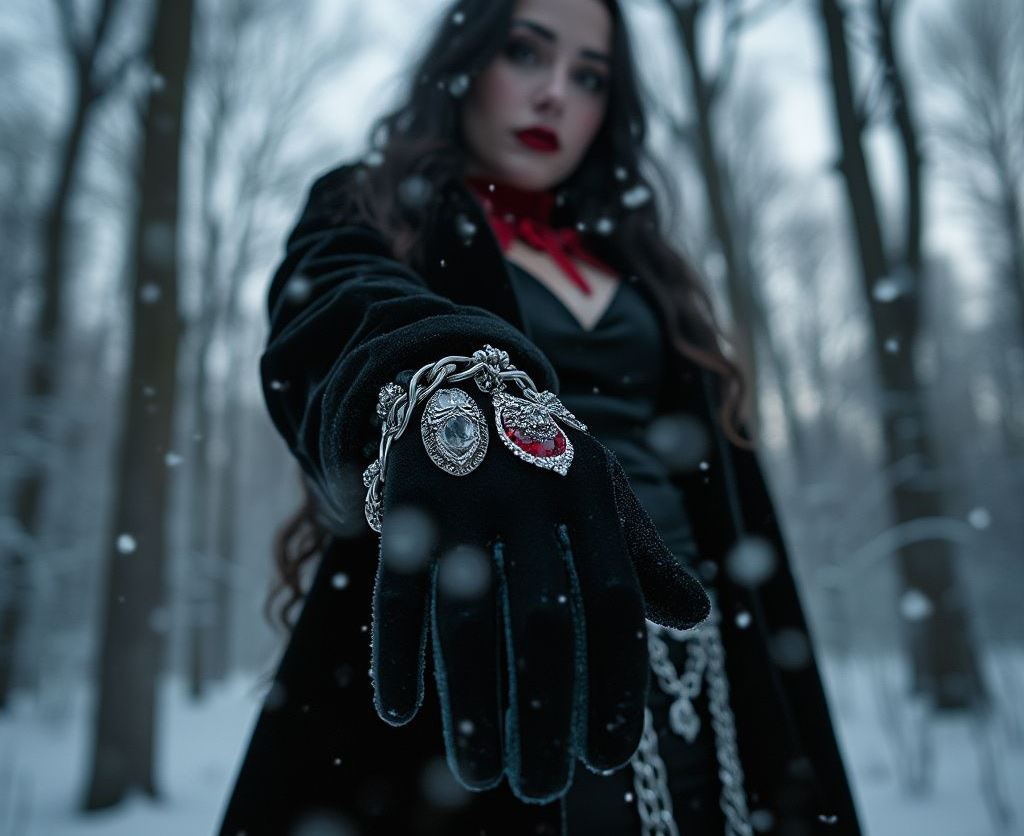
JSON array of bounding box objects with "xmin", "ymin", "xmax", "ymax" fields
[
  {"xmin": 577, "ymin": 70, "xmax": 609, "ymax": 94},
  {"xmin": 503, "ymin": 38, "xmax": 608, "ymax": 94},
  {"xmin": 504, "ymin": 39, "xmax": 537, "ymax": 64}
]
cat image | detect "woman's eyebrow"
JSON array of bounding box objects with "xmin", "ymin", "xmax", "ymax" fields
[{"xmin": 509, "ymin": 18, "xmax": 611, "ymax": 65}]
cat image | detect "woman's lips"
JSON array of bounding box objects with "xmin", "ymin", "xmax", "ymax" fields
[{"xmin": 515, "ymin": 128, "xmax": 559, "ymax": 153}]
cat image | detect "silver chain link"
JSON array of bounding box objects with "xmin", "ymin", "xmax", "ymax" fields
[
  {"xmin": 631, "ymin": 706, "xmax": 680, "ymax": 836},
  {"xmin": 630, "ymin": 589, "xmax": 753, "ymax": 836},
  {"xmin": 704, "ymin": 612, "xmax": 753, "ymax": 836},
  {"xmin": 362, "ymin": 344, "xmax": 543, "ymax": 531},
  {"xmin": 648, "ymin": 623, "xmax": 708, "ymax": 743}
]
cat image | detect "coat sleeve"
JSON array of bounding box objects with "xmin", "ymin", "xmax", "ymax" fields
[{"xmin": 260, "ymin": 163, "xmax": 560, "ymax": 535}]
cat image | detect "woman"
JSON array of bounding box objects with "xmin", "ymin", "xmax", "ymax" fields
[{"xmin": 217, "ymin": 0, "xmax": 863, "ymax": 833}]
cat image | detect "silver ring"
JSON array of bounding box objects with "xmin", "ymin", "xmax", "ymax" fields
[{"xmin": 420, "ymin": 387, "xmax": 489, "ymax": 476}]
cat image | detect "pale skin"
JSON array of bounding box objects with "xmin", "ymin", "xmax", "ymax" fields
[{"xmin": 460, "ymin": 0, "xmax": 621, "ymax": 332}]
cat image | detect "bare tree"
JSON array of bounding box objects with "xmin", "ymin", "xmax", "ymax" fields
[
  {"xmin": 0, "ymin": 0, "xmax": 141, "ymax": 710},
  {"xmin": 181, "ymin": 0, "xmax": 365, "ymax": 695},
  {"xmin": 0, "ymin": 42, "xmax": 50, "ymax": 507},
  {"xmin": 718, "ymin": 72, "xmax": 808, "ymax": 458},
  {"xmin": 815, "ymin": 0, "xmax": 986, "ymax": 713},
  {"xmin": 653, "ymin": 0, "xmax": 795, "ymax": 438},
  {"xmin": 769, "ymin": 206, "xmax": 847, "ymax": 628},
  {"xmin": 83, "ymin": 0, "xmax": 195, "ymax": 809},
  {"xmin": 919, "ymin": 0, "xmax": 1024, "ymax": 339},
  {"xmin": 0, "ymin": 44, "xmax": 48, "ymax": 347}
]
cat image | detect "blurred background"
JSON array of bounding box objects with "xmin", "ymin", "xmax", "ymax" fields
[{"xmin": 0, "ymin": 0, "xmax": 1021, "ymax": 833}]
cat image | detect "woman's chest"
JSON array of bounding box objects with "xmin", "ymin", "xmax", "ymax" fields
[
  {"xmin": 504, "ymin": 239, "xmax": 621, "ymax": 332},
  {"xmin": 503, "ymin": 253, "xmax": 667, "ymax": 424}
]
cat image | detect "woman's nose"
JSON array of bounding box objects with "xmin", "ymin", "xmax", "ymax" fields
[{"xmin": 533, "ymin": 67, "xmax": 570, "ymax": 113}]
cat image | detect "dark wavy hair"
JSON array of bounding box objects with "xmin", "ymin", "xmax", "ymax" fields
[{"xmin": 265, "ymin": 0, "xmax": 755, "ymax": 630}]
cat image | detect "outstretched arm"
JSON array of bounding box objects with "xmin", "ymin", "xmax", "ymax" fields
[{"xmin": 259, "ymin": 162, "xmax": 560, "ymax": 534}]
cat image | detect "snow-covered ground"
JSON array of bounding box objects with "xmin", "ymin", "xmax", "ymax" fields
[
  {"xmin": 1, "ymin": 653, "xmax": 1022, "ymax": 835},
  {"xmin": 0, "ymin": 675, "xmax": 261, "ymax": 835}
]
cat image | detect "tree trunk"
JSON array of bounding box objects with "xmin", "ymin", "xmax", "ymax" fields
[
  {"xmin": 1000, "ymin": 179, "xmax": 1024, "ymax": 338},
  {"xmin": 208, "ymin": 358, "xmax": 244, "ymax": 683},
  {"xmin": 817, "ymin": 0, "xmax": 986, "ymax": 709},
  {"xmin": 667, "ymin": 2, "xmax": 763, "ymax": 431},
  {"xmin": 185, "ymin": 218, "xmax": 220, "ymax": 700},
  {"xmin": 82, "ymin": 0, "xmax": 195, "ymax": 808},
  {"xmin": 0, "ymin": 70, "xmax": 94, "ymax": 712},
  {"xmin": 186, "ymin": 334, "xmax": 213, "ymax": 700}
]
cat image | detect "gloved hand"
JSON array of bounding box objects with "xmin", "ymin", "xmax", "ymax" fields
[{"xmin": 369, "ymin": 380, "xmax": 710, "ymax": 804}]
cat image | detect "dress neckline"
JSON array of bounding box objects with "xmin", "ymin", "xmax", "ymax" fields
[{"xmin": 506, "ymin": 258, "xmax": 625, "ymax": 334}]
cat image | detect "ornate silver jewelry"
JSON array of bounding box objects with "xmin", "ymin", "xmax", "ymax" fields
[
  {"xmin": 362, "ymin": 344, "xmax": 588, "ymax": 533},
  {"xmin": 631, "ymin": 589, "xmax": 752, "ymax": 836},
  {"xmin": 493, "ymin": 391, "xmax": 576, "ymax": 476},
  {"xmin": 420, "ymin": 387, "xmax": 489, "ymax": 476}
]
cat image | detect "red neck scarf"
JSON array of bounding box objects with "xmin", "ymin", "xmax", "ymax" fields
[{"xmin": 463, "ymin": 175, "xmax": 616, "ymax": 296}]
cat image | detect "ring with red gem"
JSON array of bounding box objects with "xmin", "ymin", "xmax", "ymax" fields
[{"xmin": 491, "ymin": 390, "xmax": 586, "ymax": 476}]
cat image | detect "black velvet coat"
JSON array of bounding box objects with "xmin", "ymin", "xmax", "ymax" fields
[{"xmin": 216, "ymin": 162, "xmax": 864, "ymax": 835}]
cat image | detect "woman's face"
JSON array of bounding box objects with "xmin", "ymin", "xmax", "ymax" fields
[{"xmin": 460, "ymin": 0, "xmax": 612, "ymax": 190}]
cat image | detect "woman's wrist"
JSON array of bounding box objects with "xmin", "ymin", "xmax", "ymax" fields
[{"xmin": 362, "ymin": 343, "xmax": 587, "ymax": 533}]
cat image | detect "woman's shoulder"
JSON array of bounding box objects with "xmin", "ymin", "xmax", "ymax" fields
[
  {"xmin": 279, "ymin": 157, "xmax": 396, "ymax": 257},
  {"xmin": 302, "ymin": 157, "xmax": 367, "ymax": 215}
]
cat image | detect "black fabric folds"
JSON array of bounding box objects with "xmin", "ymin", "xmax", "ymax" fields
[
  {"xmin": 218, "ymin": 160, "xmax": 865, "ymax": 836},
  {"xmin": 259, "ymin": 167, "xmax": 562, "ymax": 537},
  {"xmin": 371, "ymin": 376, "xmax": 709, "ymax": 805}
]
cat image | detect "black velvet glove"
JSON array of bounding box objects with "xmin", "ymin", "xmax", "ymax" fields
[{"xmin": 370, "ymin": 380, "xmax": 711, "ymax": 804}]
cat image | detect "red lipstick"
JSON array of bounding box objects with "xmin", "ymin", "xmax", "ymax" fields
[{"xmin": 515, "ymin": 126, "xmax": 560, "ymax": 153}]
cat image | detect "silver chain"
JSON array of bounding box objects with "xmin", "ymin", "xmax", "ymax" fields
[
  {"xmin": 648, "ymin": 623, "xmax": 708, "ymax": 743},
  {"xmin": 704, "ymin": 613, "xmax": 753, "ymax": 836},
  {"xmin": 631, "ymin": 590, "xmax": 753, "ymax": 836},
  {"xmin": 631, "ymin": 706, "xmax": 680, "ymax": 836},
  {"xmin": 362, "ymin": 344, "xmax": 543, "ymax": 532}
]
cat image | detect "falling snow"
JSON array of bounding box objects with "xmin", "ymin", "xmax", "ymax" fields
[
  {"xmin": 398, "ymin": 174, "xmax": 433, "ymax": 209},
  {"xmin": 447, "ymin": 74, "xmax": 470, "ymax": 98},
  {"xmin": 724, "ymin": 536, "xmax": 778, "ymax": 586},
  {"xmin": 380, "ymin": 505, "xmax": 437, "ymax": 573},
  {"xmin": 770, "ymin": 628, "xmax": 812, "ymax": 670},
  {"xmin": 454, "ymin": 214, "xmax": 477, "ymax": 241},
  {"xmin": 285, "ymin": 275, "xmax": 313, "ymax": 304},
  {"xmin": 139, "ymin": 282, "xmax": 162, "ymax": 304},
  {"xmin": 437, "ymin": 545, "xmax": 491, "ymax": 599},
  {"xmin": 644, "ymin": 413, "xmax": 709, "ymax": 473},
  {"xmin": 967, "ymin": 507, "xmax": 991, "ymax": 529},
  {"xmin": 620, "ymin": 184, "xmax": 652, "ymax": 209},
  {"xmin": 899, "ymin": 589, "xmax": 934, "ymax": 622}
]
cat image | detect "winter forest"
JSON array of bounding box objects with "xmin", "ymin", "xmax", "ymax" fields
[{"xmin": 0, "ymin": 0, "xmax": 1022, "ymax": 833}]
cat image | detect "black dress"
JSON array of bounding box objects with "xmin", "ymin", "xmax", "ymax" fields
[
  {"xmin": 505, "ymin": 259, "xmax": 728, "ymax": 834},
  {"xmin": 219, "ymin": 162, "xmax": 864, "ymax": 835}
]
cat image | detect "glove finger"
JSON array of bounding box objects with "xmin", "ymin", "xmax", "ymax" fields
[
  {"xmin": 431, "ymin": 535, "xmax": 504, "ymax": 790},
  {"xmin": 605, "ymin": 452, "xmax": 711, "ymax": 631},
  {"xmin": 371, "ymin": 504, "xmax": 436, "ymax": 725},
  {"xmin": 494, "ymin": 520, "xmax": 578, "ymax": 803},
  {"xmin": 561, "ymin": 483, "xmax": 648, "ymax": 772}
]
